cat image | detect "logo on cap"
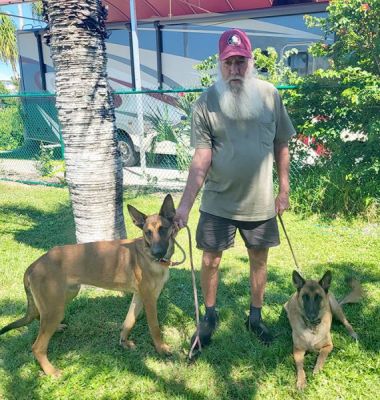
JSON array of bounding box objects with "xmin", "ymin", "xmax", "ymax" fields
[{"xmin": 227, "ymin": 34, "xmax": 241, "ymax": 46}]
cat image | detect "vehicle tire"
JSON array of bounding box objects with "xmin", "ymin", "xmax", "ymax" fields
[{"xmin": 117, "ymin": 130, "xmax": 139, "ymax": 167}]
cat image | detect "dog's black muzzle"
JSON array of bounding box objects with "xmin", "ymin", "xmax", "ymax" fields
[
  {"xmin": 151, "ymin": 248, "xmax": 168, "ymax": 260},
  {"xmin": 303, "ymin": 315, "xmax": 321, "ymax": 327}
]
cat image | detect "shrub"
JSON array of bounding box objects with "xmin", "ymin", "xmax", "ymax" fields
[
  {"xmin": 0, "ymin": 83, "xmax": 24, "ymax": 151},
  {"xmin": 0, "ymin": 104, "xmax": 24, "ymax": 150},
  {"xmin": 286, "ymin": 0, "xmax": 380, "ymax": 219}
]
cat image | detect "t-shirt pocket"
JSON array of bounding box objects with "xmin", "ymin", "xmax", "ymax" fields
[{"xmin": 258, "ymin": 119, "xmax": 276, "ymax": 147}]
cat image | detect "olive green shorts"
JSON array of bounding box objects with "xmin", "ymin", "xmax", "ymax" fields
[{"xmin": 196, "ymin": 211, "xmax": 280, "ymax": 251}]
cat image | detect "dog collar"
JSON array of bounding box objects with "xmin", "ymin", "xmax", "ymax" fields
[
  {"xmin": 157, "ymin": 258, "xmax": 184, "ymax": 267},
  {"xmin": 155, "ymin": 238, "xmax": 187, "ymax": 268},
  {"xmin": 158, "ymin": 258, "xmax": 172, "ymax": 267}
]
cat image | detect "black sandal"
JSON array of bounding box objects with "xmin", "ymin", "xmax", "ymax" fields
[
  {"xmin": 190, "ymin": 312, "xmax": 219, "ymax": 349},
  {"xmin": 245, "ymin": 317, "xmax": 274, "ymax": 346}
]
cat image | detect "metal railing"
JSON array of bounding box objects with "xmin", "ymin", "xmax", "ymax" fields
[{"xmin": 0, "ymin": 88, "xmax": 317, "ymax": 191}]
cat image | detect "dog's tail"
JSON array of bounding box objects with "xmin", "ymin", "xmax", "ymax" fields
[
  {"xmin": 339, "ymin": 278, "xmax": 364, "ymax": 306},
  {"xmin": 0, "ymin": 271, "xmax": 39, "ymax": 335}
]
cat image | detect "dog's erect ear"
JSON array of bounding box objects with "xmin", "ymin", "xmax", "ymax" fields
[
  {"xmin": 127, "ymin": 204, "xmax": 147, "ymax": 229},
  {"xmin": 319, "ymin": 270, "xmax": 332, "ymax": 293},
  {"xmin": 159, "ymin": 194, "xmax": 176, "ymax": 222},
  {"xmin": 292, "ymin": 270, "xmax": 306, "ymax": 291}
]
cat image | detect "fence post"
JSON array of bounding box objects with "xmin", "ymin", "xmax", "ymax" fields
[{"xmin": 130, "ymin": 0, "xmax": 146, "ymax": 176}]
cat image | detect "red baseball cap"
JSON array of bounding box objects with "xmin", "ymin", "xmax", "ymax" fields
[{"xmin": 219, "ymin": 29, "xmax": 252, "ymax": 61}]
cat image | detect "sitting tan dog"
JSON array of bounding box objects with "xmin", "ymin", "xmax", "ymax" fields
[
  {"xmin": 285, "ymin": 270, "xmax": 363, "ymax": 390},
  {"xmin": 0, "ymin": 194, "xmax": 177, "ymax": 376}
]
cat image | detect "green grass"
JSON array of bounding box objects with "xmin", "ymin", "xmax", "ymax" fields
[{"xmin": 0, "ymin": 182, "xmax": 379, "ymax": 400}]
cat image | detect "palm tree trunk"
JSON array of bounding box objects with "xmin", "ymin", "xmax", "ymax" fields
[{"xmin": 42, "ymin": 0, "xmax": 126, "ymax": 243}]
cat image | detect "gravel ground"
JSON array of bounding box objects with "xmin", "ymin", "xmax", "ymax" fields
[{"xmin": 0, "ymin": 158, "xmax": 188, "ymax": 189}]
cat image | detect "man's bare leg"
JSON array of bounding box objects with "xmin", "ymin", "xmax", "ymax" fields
[
  {"xmin": 201, "ymin": 251, "xmax": 223, "ymax": 307},
  {"xmin": 248, "ymin": 248, "xmax": 268, "ymax": 307},
  {"xmin": 191, "ymin": 251, "xmax": 222, "ymax": 348},
  {"xmin": 246, "ymin": 247, "xmax": 273, "ymax": 345}
]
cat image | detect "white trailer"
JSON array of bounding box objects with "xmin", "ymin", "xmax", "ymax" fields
[{"xmin": 17, "ymin": 1, "xmax": 330, "ymax": 166}]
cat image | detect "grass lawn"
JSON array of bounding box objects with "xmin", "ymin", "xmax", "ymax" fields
[{"xmin": 0, "ymin": 181, "xmax": 379, "ymax": 400}]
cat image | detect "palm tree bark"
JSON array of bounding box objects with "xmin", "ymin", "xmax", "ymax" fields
[{"xmin": 42, "ymin": 0, "xmax": 126, "ymax": 242}]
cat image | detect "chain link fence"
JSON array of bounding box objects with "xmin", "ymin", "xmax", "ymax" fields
[{"xmin": 0, "ymin": 89, "xmax": 322, "ymax": 191}]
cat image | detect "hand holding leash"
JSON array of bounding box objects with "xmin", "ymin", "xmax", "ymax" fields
[
  {"xmin": 275, "ymin": 191, "xmax": 290, "ymax": 215},
  {"xmin": 174, "ymin": 207, "xmax": 189, "ymax": 231}
]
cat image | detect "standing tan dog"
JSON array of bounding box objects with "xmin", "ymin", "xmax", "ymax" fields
[
  {"xmin": 0, "ymin": 194, "xmax": 177, "ymax": 377},
  {"xmin": 285, "ymin": 270, "xmax": 363, "ymax": 390}
]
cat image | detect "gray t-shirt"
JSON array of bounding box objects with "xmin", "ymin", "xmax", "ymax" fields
[{"xmin": 191, "ymin": 79, "xmax": 296, "ymax": 221}]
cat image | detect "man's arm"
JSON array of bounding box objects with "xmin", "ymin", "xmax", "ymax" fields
[
  {"xmin": 175, "ymin": 148, "xmax": 212, "ymax": 228},
  {"xmin": 274, "ymin": 142, "xmax": 291, "ymax": 215}
]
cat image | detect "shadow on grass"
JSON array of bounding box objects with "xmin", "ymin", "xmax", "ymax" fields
[
  {"xmin": 0, "ymin": 295, "xmax": 210, "ymax": 400},
  {"xmin": 0, "ymin": 266, "xmax": 283, "ymax": 398},
  {"xmin": 0, "ymin": 261, "xmax": 378, "ymax": 399},
  {"xmin": 0, "ymin": 270, "xmax": 261, "ymax": 399},
  {"xmin": 0, "ymin": 204, "xmax": 76, "ymax": 251}
]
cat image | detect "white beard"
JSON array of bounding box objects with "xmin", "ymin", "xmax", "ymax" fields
[{"xmin": 215, "ymin": 69, "xmax": 264, "ymax": 121}]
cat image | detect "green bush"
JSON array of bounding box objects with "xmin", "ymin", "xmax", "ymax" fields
[
  {"xmin": 0, "ymin": 83, "xmax": 24, "ymax": 151},
  {"xmin": 285, "ymin": 68, "xmax": 379, "ymax": 219},
  {"xmin": 285, "ymin": 0, "xmax": 380, "ymax": 219},
  {"xmin": 34, "ymin": 143, "xmax": 55, "ymax": 177},
  {"xmin": 305, "ymin": 0, "xmax": 379, "ymax": 75},
  {"xmin": 0, "ymin": 104, "xmax": 24, "ymax": 151},
  {"xmin": 145, "ymin": 104, "xmax": 192, "ymax": 171}
]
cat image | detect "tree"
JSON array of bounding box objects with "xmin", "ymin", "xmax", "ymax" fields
[
  {"xmin": 42, "ymin": 0, "xmax": 126, "ymax": 242},
  {"xmin": 0, "ymin": 14, "xmax": 18, "ymax": 76},
  {"xmin": 32, "ymin": 1, "xmax": 44, "ymax": 19},
  {"xmin": 305, "ymin": 0, "xmax": 380, "ymax": 75},
  {"xmin": 286, "ymin": 0, "xmax": 380, "ymax": 218}
]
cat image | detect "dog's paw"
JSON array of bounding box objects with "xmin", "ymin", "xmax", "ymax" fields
[
  {"xmin": 350, "ymin": 331, "xmax": 359, "ymax": 340},
  {"xmin": 296, "ymin": 371, "xmax": 307, "ymax": 390},
  {"xmin": 56, "ymin": 324, "xmax": 68, "ymax": 333},
  {"xmin": 296, "ymin": 378, "xmax": 307, "ymax": 391},
  {"xmin": 119, "ymin": 338, "xmax": 136, "ymax": 350},
  {"xmin": 41, "ymin": 368, "xmax": 62, "ymax": 378},
  {"xmin": 313, "ymin": 366, "xmax": 321, "ymax": 375},
  {"xmin": 156, "ymin": 343, "xmax": 171, "ymax": 355},
  {"xmin": 52, "ymin": 369, "xmax": 62, "ymax": 378}
]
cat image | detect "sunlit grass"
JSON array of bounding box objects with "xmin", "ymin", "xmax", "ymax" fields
[{"xmin": 0, "ymin": 182, "xmax": 379, "ymax": 399}]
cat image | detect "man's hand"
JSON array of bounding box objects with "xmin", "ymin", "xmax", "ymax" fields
[
  {"xmin": 173, "ymin": 148, "xmax": 212, "ymax": 232},
  {"xmin": 174, "ymin": 205, "xmax": 190, "ymax": 231},
  {"xmin": 275, "ymin": 191, "xmax": 290, "ymax": 215}
]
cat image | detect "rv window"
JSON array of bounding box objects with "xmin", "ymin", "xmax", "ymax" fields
[
  {"xmin": 106, "ymin": 29, "xmax": 130, "ymax": 47},
  {"xmin": 162, "ymin": 24, "xmax": 219, "ymax": 61},
  {"xmin": 288, "ymin": 52, "xmax": 309, "ymax": 75},
  {"xmin": 186, "ymin": 27, "xmax": 219, "ymax": 60},
  {"xmin": 138, "ymin": 26, "xmax": 157, "ymax": 52},
  {"xmin": 162, "ymin": 29, "xmax": 185, "ymax": 57}
]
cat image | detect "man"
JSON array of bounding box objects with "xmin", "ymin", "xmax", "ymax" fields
[{"xmin": 175, "ymin": 29, "xmax": 295, "ymax": 347}]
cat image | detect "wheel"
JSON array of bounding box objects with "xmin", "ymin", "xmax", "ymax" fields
[{"xmin": 117, "ymin": 130, "xmax": 139, "ymax": 167}]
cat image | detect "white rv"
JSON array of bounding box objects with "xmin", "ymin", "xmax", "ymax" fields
[{"xmin": 17, "ymin": 1, "xmax": 330, "ymax": 166}]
